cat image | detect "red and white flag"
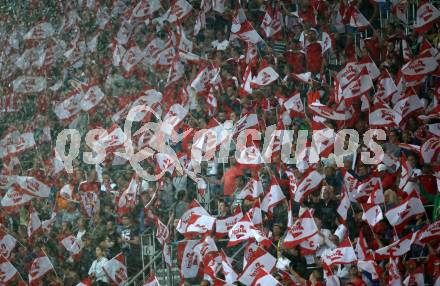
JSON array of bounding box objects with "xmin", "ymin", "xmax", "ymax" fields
[
  {"xmin": 0, "ymin": 229, "xmax": 16, "ymax": 259},
  {"xmin": 14, "ymin": 176, "xmax": 50, "ymax": 198},
  {"xmin": 417, "ymin": 220, "xmax": 440, "ymax": 243},
  {"xmin": 236, "ymin": 177, "xmax": 263, "ymax": 200},
  {"xmin": 349, "ymin": 8, "xmax": 371, "ymax": 29},
  {"xmin": 60, "ymin": 184, "xmax": 75, "ymax": 201},
  {"xmin": 399, "ymin": 154, "xmax": 410, "ymax": 189},
  {"xmin": 1, "ymin": 187, "xmax": 34, "ymax": 212},
  {"xmin": 117, "ymin": 177, "xmax": 138, "ymax": 215},
  {"xmin": 12, "ymin": 76, "xmax": 46, "ymax": 94},
  {"xmin": 143, "ymin": 273, "xmax": 160, "ymax": 286},
  {"xmin": 216, "ymin": 205, "xmax": 243, "ymax": 238},
  {"xmin": 362, "ymin": 203, "xmax": 384, "ymax": 227},
  {"xmin": 24, "ymin": 22, "xmax": 54, "ymax": 40},
  {"xmin": 240, "ymin": 64, "xmax": 253, "ymax": 96},
  {"xmin": 60, "ymin": 235, "xmax": 81, "ymax": 255},
  {"xmin": 375, "ymin": 70, "xmax": 398, "ymax": 102},
  {"xmin": 250, "ymin": 60, "xmax": 279, "ymax": 88},
  {"xmin": 164, "ymin": 0, "xmax": 193, "ymax": 23},
  {"xmin": 292, "ymin": 168, "xmax": 324, "ymax": 203},
  {"xmin": 131, "ymin": 0, "xmax": 162, "ymax": 18},
  {"xmin": 393, "ymin": 94, "xmax": 424, "ymax": 123},
  {"xmin": 238, "ymin": 247, "xmax": 276, "ymax": 286},
  {"xmin": 321, "ymin": 238, "xmax": 357, "ymax": 267},
  {"xmin": 388, "ymin": 257, "xmax": 402, "ymax": 286},
  {"xmin": 185, "ymin": 213, "xmax": 216, "ymax": 237},
  {"xmin": 177, "ymin": 240, "xmax": 200, "ymax": 279},
  {"xmin": 375, "ymin": 232, "xmax": 416, "ymax": 259},
  {"xmin": 247, "ymin": 200, "xmax": 263, "ymax": 226},
  {"xmin": 403, "ymin": 267, "xmax": 425, "ymax": 286},
  {"xmin": 261, "ymin": 177, "xmax": 285, "ymax": 214},
  {"xmin": 369, "ymin": 103, "xmax": 401, "ymax": 128},
  {"xmin": 0, "ymin": 255, "xmax": 18, "ymax": 284},
  {"xmin": 27, "ymin": 206, "xmax": 42, "ymax": 239},
  {"xmin": 337, "ymin": 189, "xmax": 351, "ymax": 222},
  {"xmin": 260, "ymin": 5, "xmax": 282, "ymax": 38},
  {"xmin": 220, "ymin": 250, "xmax": 237, "ymax": 284},
  {"xmin": 283, "ymin": 209, "xmax": 318, "ymax": 248},
  {"xmin": 421, "ymin": 136, "xmax": 440, "ymax": 163},
  {"xmin": 401, "ymin": 56, "xmax": 438, "ymax": 82},
  {"xmin": 414, "ymin": 0, "xmax": 440, "ymax": 33},
  {"xmin": 385, "ymin": 191, "xmax": 425, "ymax": 227},
  {"xmin": 231, "ymin": 20, "xmax": 264, "ymax": 44},
  {"xmin": 228, "ymin": 214, "xmax": 269, "ymax": 247},
  {"xmin": 103, "ymin": 253, "xmax": 128, "ymax": 285},
  {"xmin": 309, "ymin": 102, "xmax": 350, "ymax": 121},
  {"xmin": 121, "ymin": 45, "xmax": 145, "ymax": 72},
  {"xmin": 341, "ymin": 67, "xmax": 373, "ymax": 101},
  {"xmin": 251, "ymin": 268, "xmax": 281, "ymax": 286},
  {"xmin": 0, "ymin": 129, "xmax": 35, "ymax": 159},
  {"xmin": 177, "ymin": 200, "xmax": 210, "ymax": 234},
  {"xmin": 28, "ymin": 251, "xmax": 54, "ymax": 285}
]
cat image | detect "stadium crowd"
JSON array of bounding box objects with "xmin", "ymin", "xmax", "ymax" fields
[{"xmin": 1, "ymin": 0, "xmax": 440, "ymax": 285}]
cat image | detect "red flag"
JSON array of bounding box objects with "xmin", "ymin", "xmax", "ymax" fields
[
  {"xmin": 14, "ymin": 176, "xmax": 50, "ymax": 198},
  {"xmin": 231, "ymin": 20, "xmax": 263, "ymax": 44},
  {"xmin": 337, "ymin": 188, "xmax": 351, "ymax": 222},
  {"xmin": 0, "ymin": 129, "xmax": 36, "ymax": 159},
  {"xmin": 117, "ymin": 177, "xmax": 139, "ymax": 215},
  {"xmin": 283, "ymin": 209, "xmax": 318, "ymax": 248},
  {"xmin": 60, "ymin": 234, "xmax": 81, "ymax": 255},
  {"xmin": 1, "ymin": 187, "xmax": 34, "ymax": 212},
  {"xmin": 417, "ymin": 219, "xmax": 440, "ymax": 243},
  {"xmin": 103, "ymin": 253, "xmax": 128, "ymax": 285}
]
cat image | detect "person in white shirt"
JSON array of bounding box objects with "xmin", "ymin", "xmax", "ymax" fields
[{"xmin": 88, "ymin": 246, "xmax": 109, "ymax": 285}]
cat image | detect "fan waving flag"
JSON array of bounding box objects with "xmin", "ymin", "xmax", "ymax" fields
[
  {"xmin": 349, "ymin": 8, "xmax": 371, "ymax": 29},
  {"xmin": 321, "ymin": 238, "xmax": 357, "ymax": 267},
  {"xmin": 220, "ymin": 250, "xmax": 238, "ymax": 284},
  {"xmin": 283, "ymin": 209, "xmax": 318, "ymax": 248},
  {"xmin": 103, "ymin": 253, "xmax": 128, "ymax": 286}
]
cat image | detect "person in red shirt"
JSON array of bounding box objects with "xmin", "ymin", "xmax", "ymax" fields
[
  {"xmin": 306, "ymin": 30, "xmax": 324, "ymax": 74},
  {"xmin": 284, "ymin": 40, "xmax": 306, "ymax": 74}
]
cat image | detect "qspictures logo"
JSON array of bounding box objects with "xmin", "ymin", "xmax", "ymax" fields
[{"xmin": 55, "ymin": 96, "xmax": 387, "ymax": 181}]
